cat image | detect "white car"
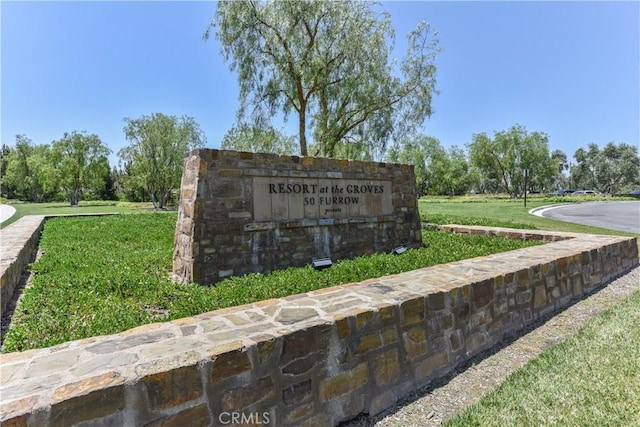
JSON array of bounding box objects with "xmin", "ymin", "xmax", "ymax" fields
[{"xmin": 572, "ymin": 190, "xmax": 599, "ymax": 196}]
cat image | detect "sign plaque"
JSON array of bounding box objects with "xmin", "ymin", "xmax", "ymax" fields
[{"xmin": 253, "ymin": 177, "xmax": 392, "ymax": 222}]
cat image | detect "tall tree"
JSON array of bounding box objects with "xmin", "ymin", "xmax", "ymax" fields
[
  {"xmin": 51, "ymin": 131, "xmax": 111, "ymax": 206},
  {"xmin": 208, "ymin": 1, "xmax": 440, "ymax": 158},
  {"xmin": 97, "ymin": 167, "xmax": 118, "ymax": 201},
  {"xmin": 573, "ymin": 142, "xmax": 639, "ymax": 194},
  {"xmin": 386, "ymin": 135, "xmax": 449, "ymax": 196},
  {"xmin": 388, "ymin": 136, "xmax": 475, "ymax": 196},
  {"xmin": 1, "ymin": 144, "xmax": 15, "ymax": 198},
  {"xmin": 550, "ymin": 149, "xmax": 569, "ymax": 189},
  {"xmin": 468, "ymin": 125, "xmax": 555, "ymax": 197},
  {"xmin": 3, "ymin": 135, "xmax": 59, "ymax": 202},
  {"xmin": 221, "ymin": 123, "xmax": 297, "ymax": 155},
  {"xmin": 120, "ymin": 113, "xmax": 206, "ymax": 209},
  {"xmin": 445, "ymin": 145, "xmax": 475, "ymax": 196}
]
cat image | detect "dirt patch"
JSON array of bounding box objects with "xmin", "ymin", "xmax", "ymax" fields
[{"xmin": 342, "ymin": 266, "xmax": 640, "ymax": 426}]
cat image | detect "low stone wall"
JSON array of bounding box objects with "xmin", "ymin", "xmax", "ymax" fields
[
  {"xmin": 1, "ymin": 226, "xmax": 637, "ymax": 427},
  {"xmin": 0, "ymin": 216, "xmax": 46, "ymax": 317}
]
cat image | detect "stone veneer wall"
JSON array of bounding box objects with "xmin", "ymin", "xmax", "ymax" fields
[
  {"xmin": 1, "ymin": 226, "xmax": 637, "ymax": 426},
  {"xmin": 172, "ymin": 149, "xmax": 422, "ymax": 285},
  {"xmin": 0, "ymin": 216, "xmax": 46, "ymax": 317}
]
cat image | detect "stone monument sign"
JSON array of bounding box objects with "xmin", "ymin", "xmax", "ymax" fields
[{"xmin": 173, "ymin": 149, "xmax": 422, "ymax": 285}]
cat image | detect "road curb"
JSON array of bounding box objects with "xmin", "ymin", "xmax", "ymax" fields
[
  {"xmin": 528, "ymin": 204, "xmax": 566, "ymax": 217},
  {"xmin": 0, "ymin": 205, "xmax": 16, "ymax": 223}
]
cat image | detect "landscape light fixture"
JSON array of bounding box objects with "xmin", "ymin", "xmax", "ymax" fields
[
  {"xmin": 392, "ymin": 245, "xmax": 407, "ymax": 255},
  {"xmin": 312, "ymin": 258, "xmax": 333, "ymax": 271}
]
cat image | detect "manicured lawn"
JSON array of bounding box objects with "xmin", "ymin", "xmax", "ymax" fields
[
  {"xmin": 446, "ymin": 289, "xmax": 640, "ymax": 427},
  {"xmin": 1, "ymin": 213, "xmax": 541, "ymax": 352},
  {"xmin": 420, "ymin": 195, "xmax": 640, "ymax": 238},
  {"xmin": 0, "ymin": 200, "xmax": 158, "ymax": 228}
]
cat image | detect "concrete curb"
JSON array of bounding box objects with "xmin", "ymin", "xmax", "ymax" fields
[
  {"xmin": 0, "ymin": 205, "xmax": 17, "ymax": 223},
  {"xmin": 528, "ymin": 204, "xmax": 568, "ymax": 218}
]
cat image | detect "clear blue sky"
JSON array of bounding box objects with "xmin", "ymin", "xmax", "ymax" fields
[{"xmin": 2, "ymin": 1, "xmax": 638, "ymax": 168}]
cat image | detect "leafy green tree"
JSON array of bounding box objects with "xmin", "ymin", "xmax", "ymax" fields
[
  {"xmin": 471, "ymin": 167, "xmax": 502, "ymax": 195},
  {"xmin": 221, "ymin": 123, "xmax": 297, "ymax": 155},
  {"xmin": 388, "ymin": 136, "xmax": 475, "ymax": 196},
  {"xmin": 573, "ymin": 142, "xmax": 639, "ymax": 194},
  {"xmin": 317, "ymin": 139, "xmax": 377, "ymax": 162},
  {"xmin": 387, "ymin": 135, "xmax": 449, "ymax": 196},
  {"xmin": 112, "ymin": 165, "xmax": 147, "ymax": 202},
  {"xmin": 468, "ymin": 125, "xmax": 555, "ymax": 197},
  {"xmin": 209, "ymin": 1, "xmax": 440, "ymax": 159},
  {"xmin": 550, "ymin": 149, "xmax": 569, "ymax": 189},
  {"xmin": 1, "ymin": 144, "xmax": 16, "ymax": 198},
  {"xmin": 96, "ymin": 167, "xmax": 118, "ymax": 201},
  {"xmin": 3, "ymin": 135, "xmax": 59, "ymax": 202},
  {"xmin": 51, "ymin": 131, "xmax": 112, "ymax": 206},
  {"xmin": 120, "ymin": 113, "xmax": 206, "ymax": 209},
  {"xmin": 444, "ymin": 146, "xmax": 474, "ymax": 196}
]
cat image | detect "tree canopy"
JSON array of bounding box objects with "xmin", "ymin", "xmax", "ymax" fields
[
  {"xmin": 550, "ymin": 149, "xmax": 569, "ymax": 189},
  {"xmin": 387, "ymin": 135, "xmax": 474, "ymax": 196},
  {"xmin": 208, "ymin": 0, "xmax": 440, "ymax": 159},
  {"xmin": 119, "ymin": 113, "xmax": 206, "ymax": 209},
  {"xmin": 467, "ymin": 125, "xmax": 556, "ymax": 197},
  {"xmin": 3, "ymin": 135, "xmax": 58, "ymax": 202},
  {"xmin": 221, "ymin": 123, "xmax": 297, "ymax": 155},
  {"xmin": 573, "ymin": 142, "xmax": 640, "ymax": 194},
  {"xmin": 51, "ymin": 131, "xmax": 111, "ymax": 206}
]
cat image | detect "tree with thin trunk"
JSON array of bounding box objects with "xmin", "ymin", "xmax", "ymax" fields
[
  {"xmin": 4, "ymin": 135, "xmax": 59, "ymax": 202},
  {"xmin": 51, "ymin": 131, "xmax": 111, "ymax": 206},
  {"xmin": 468, "ymin": 125, "xmax": 555, "ymax": 197},
  {"xmin": 573, "ymin": 142, "xmax": 640, "ymax": 194},
  {"xmin": 208, "ymin": 0, "xmax": 440, "ymax": 159},
  {"xmin": 120, "ymin": 113, "xmax": 206, "ymax": 209}
]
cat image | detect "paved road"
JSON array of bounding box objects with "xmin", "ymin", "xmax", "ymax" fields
[
  {"xmin": 535, "ymin": 201, "xmax": 639, "ymax": 234},
  {"xmin": 0, "ymin": 204, "xmax": 16, "ymax": 223}
]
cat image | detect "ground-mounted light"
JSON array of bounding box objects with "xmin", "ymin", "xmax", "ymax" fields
[
  {"xmin": 312, "ymin": 258, "xmax": 333, "ymax": 270},
  {"xmin": 392, "ymin": 245, "xmax": 407, "ymax": 255}
]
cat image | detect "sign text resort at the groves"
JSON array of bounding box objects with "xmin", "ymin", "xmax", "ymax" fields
[{"xmin": 253, "ymin": 177, "xmax": 393, "ymax": 221}]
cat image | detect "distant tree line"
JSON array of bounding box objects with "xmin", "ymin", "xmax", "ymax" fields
[
  {"xmin": 223, "ymin": 122, "xmax": 640, "ymax": 198},
  {"xmin": 1, "ymin": 113, "xmax": 205, "ymax": 208},
  {"xmin": 3, "ymin": 117, "xmax": 636, "ymax": 207}
]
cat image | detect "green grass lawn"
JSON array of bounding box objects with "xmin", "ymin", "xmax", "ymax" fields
[
  {"xmin": 0, "ymin": 200, "xmax": 159, "ymax": 228},
  {"xmin": 419, "ymin": 195, "xmax": 640, "ymax": 238},
  {"xmin": 1, "ymin": 213, "xmax": 541, "ymax": 352},
  {"xmin": 446, "ymin": 289, "xmax": 640, "ymax": 427}
]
